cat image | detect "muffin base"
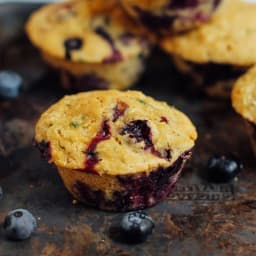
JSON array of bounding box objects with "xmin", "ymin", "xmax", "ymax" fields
[
  {"xmin": 57, "ymin": 150, "xmax": 192, "ymax": 211},
  {"xmin": 173, "ymin": 56, "xmax": 248, "ymax": 99},
  {"xmin": 43, "ymin": 52, "xmax": 147, "ymax": 91}
]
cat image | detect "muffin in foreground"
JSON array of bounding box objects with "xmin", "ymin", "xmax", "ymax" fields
[
  {"xmin": 232, "ymin": 66, "xmax": 256, "ymax": 157},
  {"xmin": 34, "ymin": 90, "xmax": 197, "ymax": 211},
  {"xmin": 160, "ymin": 0, "xmax": 256, "ymax": 99},
  {"xmin": 26, "ymin": 0, "xmax": 151, "ymax": 91},
  {"xmin": 120, "ymin": 0, "xmax": 222, "ymax": 35}
]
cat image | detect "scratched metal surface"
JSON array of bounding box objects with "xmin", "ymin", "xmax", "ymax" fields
[{"xmin": 0, "ymin": 5, "xmax": 256, "ymax": 256}]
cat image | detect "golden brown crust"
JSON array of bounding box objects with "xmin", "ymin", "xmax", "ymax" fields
[
  {"xmin": 26, "ymin": 0, "xmax": 151, "ymax": 64},
  {"xmin": 232, "ymin": 65, "xmax": 256, "ymax": 123},
  {"xmin": 160, "ymin": 0, "xmax": 256, "ymax": 66},
  {"xmin": 35, "ymin": 90, "xmax": 197, "ymax": 175}
]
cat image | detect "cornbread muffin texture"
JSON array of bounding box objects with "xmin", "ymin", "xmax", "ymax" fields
[
  {"xmin": 26, "ymin": 0, "xmax": 151, "ymax": 91},
  {"xmin": 121, "ymin": 0, "xmax": 221, "ymax": 35},
  {"xmin": 35, "ymin": 90, "xmax": 197, "ymax": 211},
  {"xmin": 232, "ymin": 66, "xmax": 256, "ymax": 123},
  {"xmin": 160, "ymin": 0, "xmax": 256, "ymax": 98},
  {"xmin": 161, "ymin": 0, "xmax": 256, "ymax": 66},
  {"xmin": 35, "ymin": 90, "xmax": 197, "ymax": 175},
  {"xmin": 232, "ymin": 66, "xmax": 256, "ymax": 156}
]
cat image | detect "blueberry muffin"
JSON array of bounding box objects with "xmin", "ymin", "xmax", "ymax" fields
[
  {"xmin": 26, "ymin": 0, "xmax": 151, "ymax": 91},
  {"xmin": 232, "ymin": 66, "xmax": 256, "ymax": 157},
  {"xmin": 34, "ymin": 90, "xmax": 197, "ymax": 211},
  {"xmin": 120, "ymin": 0, "xmax": 222, "ymax": 35},
  {"xmin": 160, "ymin": 0, "xmax": 256, "ymax": 99}
]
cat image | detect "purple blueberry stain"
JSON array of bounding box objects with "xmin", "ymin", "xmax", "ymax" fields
[
  {"xmin": 120, "ymin": 120, "xmax": 171, "ymax": 159},
  {"xmin": 133, "ymin": 0, "xmax": 221, "ymax": 33},
  {"xmin": 160, "ymin": 116, "xmax": 169, "ymax": 124},
  {"xmin": 167, "ymin": 0, "xmax": 199, "ymax": 9},
  {"xmin": 73, "ymin": 150, "xmax": 192, "ymax": 211},
  {"xmin": 95, "ymin": 27, "xmax": 123, "ymax": 63},
  {"xmin": 64, "ymin": 37, "xmax": 83, "ymax": 60},
  {"xmin": 133, "ymin": 6, "xmax": 175, "ymax": 33},
  {"xmin": 83, "ymin": 120, "xmax": 111, "ymax": 174},
  {"xmin": 74, "ymin": 181, "xmax": 105, "ymax": 207},
  {"xmin": 120, "ymin": 120, "xmax": 153, "ymax": 148},
  {"xmin": 119, "ymin": 32, "xmax": 135, "ymax": 46},
  {"xmin": 34, "ymin": 139, "xmax": 52, "ymax": 162}
]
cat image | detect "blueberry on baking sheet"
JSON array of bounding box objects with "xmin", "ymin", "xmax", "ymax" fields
[
  {"xmin": 205, "ymin": 154, "xmax": 243, "ymax": 183},
  {"xmin": 3, "ymin": 209, "xmax": 37, "ymax": 241},
  {"xmin": 0, "ymin": 70, "xmax": 22, "ymax": 99},
  {"xmin": 120, "ymin": 211, "xmax": 154, "ymax": 243}
]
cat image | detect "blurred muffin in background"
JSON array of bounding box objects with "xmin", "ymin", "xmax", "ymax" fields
[
  {"xmin": 26, "ymin": 0, "xmax": 152, "ymax": 91},
  {"xmin": 232, "ymin": 66, "xmax": 256, "ymax": 157},
  {"xmin": 160, "ymin": 0, "xmax": 256, "ymax": 99},
  {"xmin": 120, "ymin": 0, "xmax": 222, "ymax": 35}
]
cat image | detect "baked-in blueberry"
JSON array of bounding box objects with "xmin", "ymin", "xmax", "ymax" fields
[
  {"xmin": 205, "ymin": 154, "xmax": 243, "ymax": 183},
  {"xmin": 34, "ymin": 140, "xmax": 52, "ymax": 162},
  {"xmin": 3, "ymin": 209, "xmax": 37, "ymax": 241},
  {"xmin": 120, "ymin": 120, "xmax": 153, "ymax": 148},
  {"xmin": 120, "ymin": 211, "xmax": 154, "ymax": 243},
  {"xmin": 64, "ymin": 37, "xmax": 83, "ymax": 60},
  {"xmin": 0, "ymin": 71, "xmax": 22, "ymax": 99},
  {"xmin": 95, "ymin": 27, "xmax": 123, "ymax": 63}
]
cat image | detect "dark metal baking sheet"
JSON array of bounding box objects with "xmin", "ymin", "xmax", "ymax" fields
[{"xmin": 0, "ymin": 4, "xmax": 256, "ymax": 256}]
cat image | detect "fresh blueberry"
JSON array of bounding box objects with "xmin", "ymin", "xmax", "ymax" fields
[
  {"xmin": 3, "ymin": 209, "xmax": 37, "ymax": 241},
  {"xmin": 0, "ymin": 186, "xmax": 3, "ymax": 201},
  {"xmin": 120, "ymin": 211, "xmax": 154, "ymax": 243},
  {"xmin": 205, "ymin": 154, "xmax": 243, "ymax": 183},
  {"xmin": 0, "ymin": 71, "xmax": 22, "ymax": 99}
]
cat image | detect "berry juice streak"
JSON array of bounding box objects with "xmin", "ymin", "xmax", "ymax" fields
[
  {"xmin": 84, "ymin": 120, "xmax": 111, "ymax": 174},
  {"xmin": 95, "ymin": 27, "xmax": 123, "ymax": 63}
]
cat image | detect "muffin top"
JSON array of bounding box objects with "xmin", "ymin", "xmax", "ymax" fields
[
  {"xmin": 26, "ymin": 0, "xmax": 150, "ymax": 64},
  {"xmin": 35, "ymin": 90, "xmax": 197, "ymax": 176},
  {"xmin": 160, "ymin": 0, "xmax": 256, "ymax": 66},
  {"xmin": 232, "ymin": 66, "xmax": 256, "ymax": 124}
]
